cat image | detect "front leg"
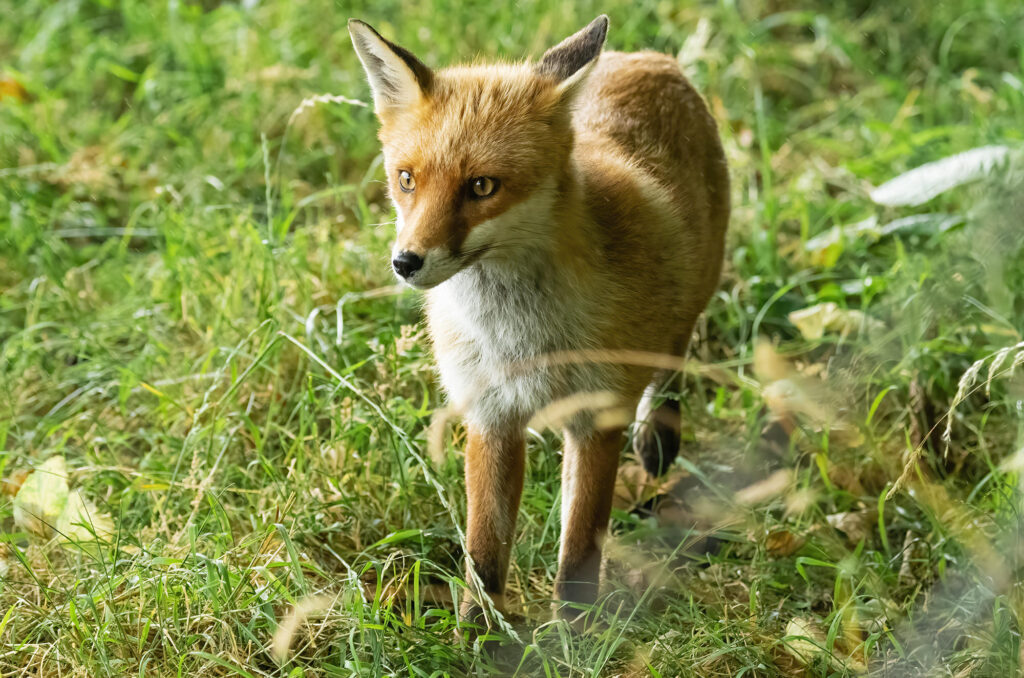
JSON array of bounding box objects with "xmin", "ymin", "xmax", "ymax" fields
[
  {"xmin": 555, "ymin": 426, "xmax": 623, "ymax": 617},
  {"xmin": 460, "ymin": 425, "xmax": 526, "ymax": 628}
]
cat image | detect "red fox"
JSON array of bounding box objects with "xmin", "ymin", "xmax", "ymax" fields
[{"xmin": 349, "ymin": 15, "xmax": 729, "ymax": 627}]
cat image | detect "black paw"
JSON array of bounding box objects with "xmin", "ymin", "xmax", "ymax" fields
[{"xmin": 633, "ymin": 399, "xmax": 680, "ymax": 476}]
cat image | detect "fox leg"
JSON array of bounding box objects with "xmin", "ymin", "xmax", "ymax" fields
[
  {"xmin": 632, "ymin": 369, "xmax": 682, "ymax": 476},
  {"xmin": 633, "ymin": 332, "xmax": 691, "ymax": 476},
  {"xmin": 459, "ymin": 425, "xmax": 526, "ymax": 627},
  {"xmin": 554, "ymin": 426, "xmax": 623, "ymax": 616}
]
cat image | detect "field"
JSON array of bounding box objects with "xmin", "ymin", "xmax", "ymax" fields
[{"xmin": 2, "ymin": 0, "xmax": 1023, "ymax": 675}]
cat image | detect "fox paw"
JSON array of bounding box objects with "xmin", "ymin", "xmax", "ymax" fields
[{"xmin": 633, "ymin": 399, "xmax": 681, "ymax": 476}]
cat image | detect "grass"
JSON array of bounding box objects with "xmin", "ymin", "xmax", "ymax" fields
[{"xmin": 1, "ymin": 0, "xmax": 1023, "ymax": 675}]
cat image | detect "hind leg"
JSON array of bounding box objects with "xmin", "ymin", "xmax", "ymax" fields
[
  {"xmin": 632, "ymin": 370, "xmax": 682, "ymax": 476},
  {"xmin": 632, "ymin": 334, "xmax": 690, "ymax": 476}
]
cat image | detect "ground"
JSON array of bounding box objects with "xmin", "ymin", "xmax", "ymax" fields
[{"xmin": 1, "ymin": 0, "xmax": 1023, "ymax": 675}]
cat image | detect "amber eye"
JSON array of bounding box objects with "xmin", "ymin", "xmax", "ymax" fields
[
  {"xmin": 470, "ymin": 177, "xmax": 499, "ymax": 198},
  {"xmin": 398, "ymin": 170, "xmax": 415, "ymax": 193}
]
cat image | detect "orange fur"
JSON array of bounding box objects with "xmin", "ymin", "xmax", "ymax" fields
[
  {"xmin": 460, "ymin": 425, "xmax": 525, "ymax": 623},
  {"xmin": 350, "ymin": 16, "xmax": 729, "ymax": 626},
  {"xmin": 380, "ymin": 66, "xmax": 572, "ymax": 257}
]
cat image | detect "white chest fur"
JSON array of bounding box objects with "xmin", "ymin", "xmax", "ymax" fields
[{"xmin": 427, "ymin": 257, "xmax": 607, "ymax": 431}]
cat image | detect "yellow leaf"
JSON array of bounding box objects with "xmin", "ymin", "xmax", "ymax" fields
[
  {"xmin": 0, "ymin": 76, "xmax": 27, "ymax": 102},
  {"xmin": 788, "ymin": 302, "xmax": 883, "ymax": 341},
  {"xmin": 784, "ymin": 617, "xmax": 828, "ymax": 665},
  {"xmin": 13, "ymin": 457, "xmax": 69, "ymax": 537},
  {"xmin": 784, "ymin": 617, "xmax": 867, "ymax": 673},
  {"xmin": 57, "ymin": 489, "xmax": 115, "ymax": 543}
]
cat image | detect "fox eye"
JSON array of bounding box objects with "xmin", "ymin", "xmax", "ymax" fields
[
  {"xmin": 470, "ymin": 177, "xmax": 499, "ymax": 198},
  {"xmin": 398, "ymin": 170, "xmax": 415, "ymax": 193}
]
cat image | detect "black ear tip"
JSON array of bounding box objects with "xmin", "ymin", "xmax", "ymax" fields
[{"xmin": 591, "ymin": 15, "xmax": 610, "ymax": 37}]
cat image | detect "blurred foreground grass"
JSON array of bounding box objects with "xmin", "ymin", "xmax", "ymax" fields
[{"xmin": 1, "ymin": 0, "xmax": 1023, "ymax": 675}]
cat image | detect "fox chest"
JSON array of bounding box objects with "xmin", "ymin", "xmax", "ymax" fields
[{"xmin": 426, "ymin": 269, "xmax": 603, "ymax": 429}]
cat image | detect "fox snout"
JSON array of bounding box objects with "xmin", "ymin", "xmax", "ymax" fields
[
  {"xmin": 389, "ymin": 241, "xmax": 467, "ymax": 289},
  {"xmin": 391, "ymin": 250, "xmax": 424, "ymax": 279},
  {"xmin": 389, "ymin": 194, "xmax": 476, "ymax": 288},
  {"xmin": 390, "ymin": 244, "xmax": 435, "ymax": 288}
]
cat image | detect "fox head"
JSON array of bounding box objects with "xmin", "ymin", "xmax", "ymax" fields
[{"xmin": 349, "ymin": 16, "xmax": 609, "ymax": 288}]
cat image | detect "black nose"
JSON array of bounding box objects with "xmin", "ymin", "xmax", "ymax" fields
[{"xmin": 392, "ymin": 251, "xmax": 424, "ymax": 279}]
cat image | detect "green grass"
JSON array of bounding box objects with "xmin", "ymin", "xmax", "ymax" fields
[{"xmin": 2, "ymin": 0, "xmax": 1024, "ymax": 675}]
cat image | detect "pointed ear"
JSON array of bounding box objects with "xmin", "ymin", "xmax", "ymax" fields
[
  {"xmin": 348, "ymin": 19, "xmax": 432, "ymax": 115},
  {"xmin": 536, "ymin": 15, "xmax": 608, "ymax": 97}
]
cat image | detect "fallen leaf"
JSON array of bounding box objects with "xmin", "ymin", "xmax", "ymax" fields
[
  {"xmin": 870, "ymin": 145, "xmax": 1010, "ymax": 206},
  {"xmin": 876, "ymin": 213, "xmax": 964, "ymax": 237},
  {"xmin": 826, "ymin": 510, "xmax": 878, "ymax": 545},
  {"xmin": 613, "ymin": 461, "xmax": 660, "ymax": 510},
  {"xmin": 784, "ymin": 617, "xmax": 829, "ymax": 666},
  {"xmin": 13, "ymin": 457, "xmax": 115, "ymax": 544},
  {"xmin": 2, "ymin": 468, "xmax": 31, "ymax": 497},
  {"xmin": 788, "ymin": 302, "xmax": 883, "ymax": 341},
  {"xmin": 804, "ymin": 214, "xmax": 963, "ymax": 265},
  {"xmin": 57, "ymin": 489, "xmax": 115, "ymax": 542},
  {"xmin": 784, "ymin": 617, "xmax": 867, "ymax": 672},
  {"xmin": 0, "ymin": 76, "xmax": 27, "ymax": 101},
  {"xmin": 13, "ymin": 457, "xmax": 69, "ymax": 537},
  {"xmin": 765, "ymin": 528, "xmax": 806, "ymax": 557}
]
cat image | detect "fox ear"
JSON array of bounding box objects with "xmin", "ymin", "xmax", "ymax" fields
[
  {"xmin": 348, "ymin": 19, "xmax": 432, "ymax": 115},
  {"xmin": 536, "ymin": 15, "xmax": 609, "ymax": 97}
]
